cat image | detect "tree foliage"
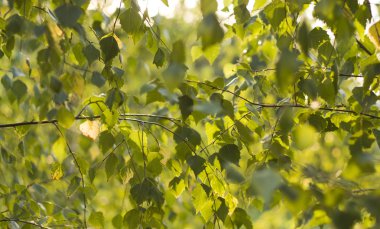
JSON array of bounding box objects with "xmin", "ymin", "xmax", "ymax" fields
[{"xmin": 0, "ymin": 0, "xmax": 380, "ymax": 228}]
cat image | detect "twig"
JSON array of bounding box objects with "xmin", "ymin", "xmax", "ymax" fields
[
  {"xmin": 52, "ymin": 123, "xmax": 87, "ymax": 228},
  {"xmin": 356, "ymin": 38, "xmax": 373, "ymax": 56},
  {"xmin": 96, "ymin": 140, "xmax": 126, "ymax": 169},
  {"xmin": 112, "ymin": 1, "xmax": 122, "ymax": 34},
  {"xmin": 199, "ymin": 113, "xmax": 250, "ymax": 154},
  {"xmin": 0, "ymin": 113, "xmax": 180, "ymax": 129},
  {"xmin": 184, "ymin": 79, "xmax": 380, "ymax": 120},
  {"xmin": 0, "ymin": 218, "xmax": 49, "ymax": 229}
]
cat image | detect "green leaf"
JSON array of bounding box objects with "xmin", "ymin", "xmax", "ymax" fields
[
  {"xmin": 57, "ymin": 107, "xmax": 75, "ymax": 129},
  {"xmin": 170, "ymin": 40, "xmax": 186, "ymax": 64},
  {"xmin": 91, "ymin": 71, "xmax": 106, "ymax": 87},
  {"xmin": 54, "ymin": 4, "xmax": 82, "ymax": 27},
  {"xmin": 105, "ymin": 153, "xmax": 118, "ymax": 180},
  {"xmin": 161, "ymin": 0, "xmax": 169, "ymax": 7},
  {"xmin": 263, "ymin": 1, "xmax": 286, "ymax": 30},
  {"xmin": 318, "ymin": 78, "xmax": 336, "ymax": 104},
  {"xmin": 174, "ymin": 127, "xmax": 201, "ymax": 146},
  {"xmin": 187, "ymin": 155, "xmax": 206, "ymax": 176},
  {"xmin": 218, "ymin": 144, "xmax": 240, "ymax": 166},
  {"xmin": 234, "ymin": 4, "xmax": 250, "ymax": 24},
  {"xmin": 99, "ymin": 131, "xmax": 115, "ymax": 154},
  {"xmin": 192, "ymin": 184, "xmax": 209, "ymax": 213},
  {"xmin": 275, "ymin": 50, "xmax": 300, "ymax": 93},
  {"xmin": 11, "ymin": 79, "xmax": 27, "ymax": 100},
  {"xmin": 203, "ymin": 44, "xmax": 220, "ymax": 64},
  {"xmin": 100, "ymin": 34, "xmax": 120, "ymax": 63},
  {"xmin": 1, "ymin": 147, "xmax": 16, "ymax": 164},
  {"xmin": 72, "ymin": 43, "xmax": 86, "ymax": 65},
  {"xmin": 200, "ymin": 0, "xmax": 217, "ymax": 15},
  {"xmin": 124, "ymin": 209, "xmax": 140, "ymax": 228},
  {"xmin": 250, "ymin": 168, "xmax": 283, "ymax": 203},
  {"xmin": 130, "ymin": 178, "xmax": 164, "ymax": 206},
  {"xmin": 120, "ymin": 8, "xmax": 143, "ymax": 35},
  {"xmin": 112, "ymin": 214, "xmax": 123, "ymax": 228},
  {"xmin": 6, "ymin": 14, "xmax": 25, "ymax": 35},
  {"xmin": 153, "ymin": 47, "xmax": 165, "ymax": 67},
  {"xmin": 89, "ymin": 211, "xmax": 105, "ymax": 227},
  {"xmin": 67, "ymin": 176, "xmax": 81, "ymax": 196},
  {"xmin": 105, "ymin": 88, "xmax": 125, "ymax": 110},
  {"xmin": 147, "ymin": 157, "xmax": 163, "ymax": 177},
  {"xmin": 232, "ymin": 208, "xmax": 252, "ymax": 229},
  {"xmin": 162, "ymin": 63, "xmax": 188, "ymax": 90},
  {"xmin": 198, "ymin": 13, "xmax": 224, "ymax": 49},
  {"xmin": 50, "ymin": 162, "xmax": 64, "ymax": 180},
  {"xmin": 169, "ymin": 177, "xmax": 186, "ymax": 197},
  {"xmin": 309, "ymin": 27, "xmax": 330, "ymax": 49},
  {"xmin": 373, "ymin": 129, "xmax": 380, "ymax": 148},
  {"xmin": 83, "ymin": 44, "xmax": 100, "ymax": 64},
  {"xmin": 297, "ymin": 21, "xmax": 310, "ymax": 55},
  {"xmin": 179, "ymin": 95, "xmax": 193, "ymax": 120}
]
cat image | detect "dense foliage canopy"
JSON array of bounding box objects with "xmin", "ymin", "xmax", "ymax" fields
[{"xmin": 1, "ymin": 0, "xmax": 380, "ymax": 228}]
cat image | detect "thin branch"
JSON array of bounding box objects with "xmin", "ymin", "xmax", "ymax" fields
[
  {"xmin": 139, "ymin": 123, "xmax": 147, "ymax": 178},
  {"xmin": 339, "ymin": 73, "xmax": 364, "ymax": 78},
  {"xmin": 112, "ymin": 1, "xmax": 122, "ymax": 34},
  {"xmin": 96, "ymin": 140, "xmax": 125, "ymax": 169},
  {"xmin": 125, "ymin": 140, "xmax": 142, "ymax": 183},
  {"xmin": 0, "ymin": 113, "xmax": 180, "ymax": 129},
  {"xmin": 0, "ymin": 218, "xmax": 49, "ymax": 229},
  {"xmin": 119, "ymin": 118, "xmax": 198, "ymax": 155},
  {"xmin": 52, "ymin": 123, "xmax": 87, "ymax": 228},
  {"xmin": 185, "ymin": 79, "xmax": 380, "ymax": 120},
  {"xmin": 356, "ymin": 38, "xmax": 373, "ymax": 56},
  {"xmin": 137, "ymin": 7, "xmax": 171, "ymax": 53},
  {"xmin": 199, "ymin": 113, "xmax": 250, "ymax": 154}
]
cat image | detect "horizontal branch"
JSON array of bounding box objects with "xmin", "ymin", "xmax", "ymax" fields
[
  {"xmin": 0, "ymin": 114, "xmax": 179, "ymax": 129},
  {"xmin": 185, "ymin": 79, "xmax": 380, "ymax": 120},
  {"xmin": 0, "ymin": 218, "xmax": 48, "ymax": 229}
]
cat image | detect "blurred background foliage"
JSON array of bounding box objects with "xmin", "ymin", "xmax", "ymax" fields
[{"xmin": 1, "ymin": 0, "xmax": 380, "ymax": 228}]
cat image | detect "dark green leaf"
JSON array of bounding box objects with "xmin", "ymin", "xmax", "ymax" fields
[
  {"xmin": 124, "ymin": 209, "xmax": 140, "ymax": 228},
  {"xmin": 67, "ymin": 176, "xmax": 81, "ymax": 196},
  {"xmin": 174, "ymin": 127, "xmax": 201, "ymax": 146},
  {"xmin": 130, "ymin": 178, "xmax": 164, "ymax": 206},
  {"xmin": 297, "ymin": 21, "xmax": 310, "ymax": 55},
  {"xmin": 198, "ymin": 13, "xmax": 224, "ymax": 49},
  {"xmin": 105, "ymin": 153, "xmax": 118, "ymax": 180},
  {"xmin": 232, "ymin": 208, "xmax": 252, "ymax": 229},
  {"xmin": 153, "ymin": 47, "xmax": 165, "ymax": 67},
  {"xmin": 234, "ymin": 4, "xmax": 250, "ymax": 24},
  {"xmin": 187, "ymin": 155, "xmax": 206, "ymax": 176},
  {"xmin": 120, "ymin": 8, "xmax": 143, "ymax": 35},
  {"xmin": 83, "ymin": 44, "xmax": 100, "ymax": 64},
  {"xmin": 112, "ymin": 214, "xmax": 123, "ymax": 228},
  {"xmin": 1, "ymin": 147, "xmax": 16, "ymax": 164},
  {"xmin": 89, "ymin": 211, "xmax": 105, "ymax": 227},
  {"xmin": 54, "ymin": 4, "xmax": 82, "ymax": 27},
  {"xmin": 105, "ymin": 88, "xmax": 125, "ymax": 110},
  {"xmin": 91, "ymin": 71, "xmax": 106, "ymax": 87},
  {"xmin": 11, "ymin": 79, "xmax": 27, "ymax": 100},
  {"xmin": 99, "ymin": 131, "xmax": 115, "ymax": 154},
  {"xmin": 100, "ymin": 34, "xmax": 120, "ymax": 63},
  {"xmin": 218, "ymin": 144, "xmax": 240, "ymax": 166},
  {"xmin": 179, "ymin": 95, "xmax": 193, "ymax": 120}
]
